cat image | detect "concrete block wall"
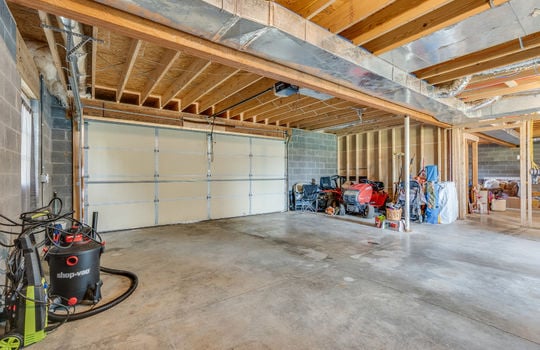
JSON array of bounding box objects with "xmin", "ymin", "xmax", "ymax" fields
[
  {"xmin": 40, "ymin": 84, "xmax": 71, "ymax": 211},
  {"xmin": 288, "ymin": 128, "xmax": 337, "ymax": 187},
  {"xmin": 0, "ymin": 0, "xmax": 21, "ymax": 223},
  {"xmin": 478, "ymin": 143, "xmax": 540, "ymax": 179}
]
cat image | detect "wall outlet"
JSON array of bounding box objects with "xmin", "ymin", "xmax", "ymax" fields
[{"xmin": 40, "ymin": 173, "xmax": 49, "ymax": 183}]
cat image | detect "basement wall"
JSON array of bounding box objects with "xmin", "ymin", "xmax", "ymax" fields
[
  {"xmin": 0, "ymin": 0, "xmax": 21, "ymax": 222},
  {"xmin": 288, "ymin": 128, "xmax": 337, "ymax": 187},
  {"xmin": 41, "ymin": 87, "xmax": 72, "ymax": 211},
  {"xmin": 478, "ymin": 143, "xmax": 540, "ymax": 180},
  {"xmin": 338, "ymin": 125, "xmax": 450, "ymax": 192}
]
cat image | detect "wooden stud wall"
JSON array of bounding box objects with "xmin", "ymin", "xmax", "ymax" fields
[{"xmin": 338, "ymin": 124, "xmax": 449, "ymax": 191}]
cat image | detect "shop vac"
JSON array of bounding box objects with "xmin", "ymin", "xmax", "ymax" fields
[{"xmin": 0, "ymin": 198, "xmax": 138, "ymax": 349}]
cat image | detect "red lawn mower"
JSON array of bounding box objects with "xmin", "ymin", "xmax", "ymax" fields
[{"xmin": 343, "ymin": 180, "xmax": 389, "ymax": 218}]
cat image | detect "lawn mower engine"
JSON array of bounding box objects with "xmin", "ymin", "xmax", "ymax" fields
[
  {"xmin": 45, "ymin": 226, "xmax": 104, "ymax": 306},
  {"xmin": 343, "ymin": 183, "xmax": 375, "ymax": 218}
]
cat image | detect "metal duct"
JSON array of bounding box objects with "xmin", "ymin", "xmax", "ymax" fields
[
  {"xmin": 97, "ymin": 0, "xmax": 537, "ymax": 125},
  {"xmin": 436, "ymin": 76, "xmax": 472, "ymax": 98},
  {"xmin": 474, "ymin": 58, "xmax": 540, "ymax": 79},
  {"xmin": 381, "ymin": 0, "xmax": 538, "ymax": 73},
  {"xmin": 467, "ymin": 96, "xmax": 501, "ymax": 112}
]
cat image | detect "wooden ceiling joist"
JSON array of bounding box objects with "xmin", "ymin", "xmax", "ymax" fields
[
  {"xmin": 212, "ymin": 78, "xmax": 275, "ymax": 118},
  {"xmin": 117, "ymin": 38, "xmax": 141, "ymax": 102},
  {"xmin": 311, "ymin": 0, "xmax": 394, "ymax": 34},
  {"xmin": 37, "ymin": 11, "xmax": 68, "ymax": 92},
  {"xmin": 140, "ymin": 49, "xmax": 181, "ymax": 105},
  {"xmin": 460, "ymin": 78, "xmax": 540, "ymax": 102},
  {"xmin": 427, "ymin": 46, "xmax": 540, "ymax": 85},
  {"xmin": 244, "ymin": 95, "xmax": 311, "ymax": 122},
  {"xmin": 197, "ymin": 72, "xmax": 263, "ymax": 114},
  {"xmin": 179, "ymin": 65, "xmax": 239, "ymax": 112},
  {"xmin": 415, "ymin": 32, "xmax": 540, "ymax": 81},
  {"xmin": 274, "ymin": 0, "xmax": 336, "ymax": 20},
  {"xmin": 91, "ymin": 26, "xmax": 98, "ymax": 98},
  {"xmin": 361, "ymin": 0, "xmax": 510, "ymax": 55},
  {"xmin": 161, "ymin": 58, "xmax": 211, "ymax": 108},
  {"xmin": 340, "ymin": 0, "xmax": 451, "ymax": 46}
]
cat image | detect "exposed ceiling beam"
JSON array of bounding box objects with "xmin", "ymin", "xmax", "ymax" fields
[
  {"xmin": 12, "ymin": 0, "xmax": 442, "ymax": 126},
  {"xmin": 475, "ymin": 133, "xmax": 518, "ymax": 147},
  {"xmin": 427, "ymin": 46, "xmax": 540, "ymax": 84},
  {"xmin": 244, "ymin": 95, "xmax": 310, "ymax": 122},
  {"xmin": 274, "ymin": 0, "xmax": 336, "ymax": 20},
  {"xmin": 340, "ymin": 0, "xmax": 451, "ymax": 46},
  {"xmin": 179, "ymin": 64, "xmax": 238, "ymax": 112},
  {"xmin": 37, "ymin": 11, "xmax": 68, "ymax": 92},
  {"xmin": 197, "ymin": 72, "xmax": 263, "ymax": 113},
  {"xmin": 230, "ymin": 91, "xmax": 279, "ymax": 119},
  {"xmin": 265, "ymin": 97, "xmax": 333, "ymax": 124},
  {"xmin": 467, "ymin": 67, "xmax": 539, "ymax": 88},
  {"xmin": 117, "ymin": 38, "xmax": 141, "ymax": 102},
  {"xmin": 140, "ymin": 49, "xmax": 181, "ymax": 105},
  {"xmin": 460, "ymin": 79, "xmax": 540, "ymax": 102},
  {"xmin": 415, "ymin": 32, "xmax": 540, "ymax": 80},
  {"xmin": 312, "ymin": 0, "xmax": 395, "ymax": 34},
  {"xmin": 212, "ymin": 78, "xmax": 275, "ymax": 118},
  {"xmin": 295, "ymin": 105, "xmax": 384, "ymax": 128},
  {"xmin": 161, "ymin": 58, "xmax": 211, "ymax": 108},
  {"xmin": 81, "ymin": 98, "xmax": 289, "ymax": 133},
  {"xmin": 362, "ymin": 0, "xmax": 510, "ymax": 55},
  {"xmin": 91, "ymin": 26, "xmax": 98, "ymax": 98}
]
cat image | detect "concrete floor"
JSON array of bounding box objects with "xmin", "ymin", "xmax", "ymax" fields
[{"xmin": 34, "ymin": 211, "xmax": 540, "ymax": 349}]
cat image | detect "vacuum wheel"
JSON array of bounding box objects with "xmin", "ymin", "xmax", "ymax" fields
[{"xmin": 0, "ymin": 333, "xmax": 23, "ymax": 350}]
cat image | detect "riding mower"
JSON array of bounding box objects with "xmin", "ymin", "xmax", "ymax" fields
[
  {"xmin": 343, "ymin": 180, "xmax": 389, "ymax": 218},
  {"xmin": 317, "ymin": 175, "xmax": 346, "ymax": 211}
]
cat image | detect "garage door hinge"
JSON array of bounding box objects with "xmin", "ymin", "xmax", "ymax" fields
[
  {"xmin": 154, "ymin": 199, "xmax": 159, "ymax": 203},
  {"xmin": 206, "ymin": 195, "xmax": 212, "ymax": 199}
]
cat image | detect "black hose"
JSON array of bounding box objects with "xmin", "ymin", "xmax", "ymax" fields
[{"xmin": 48, "ymin": 266, "xmax": 138, "ymax": 323}]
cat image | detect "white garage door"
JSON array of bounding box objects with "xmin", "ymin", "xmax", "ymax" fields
[{"xmin": 84, "ymin": 120, "xmax": 286, "ymax": 231}]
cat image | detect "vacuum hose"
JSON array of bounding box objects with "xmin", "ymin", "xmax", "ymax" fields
[{"xmin": 48, "ymin": 266, "xmax": 138, "ymax": 323}]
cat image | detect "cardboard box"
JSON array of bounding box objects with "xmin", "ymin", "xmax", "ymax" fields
[
  {"xmin": 506, "ymin": 197, "xmax": 520, "ymax": 209},
  {"xmin": 491, "ymin": 199, "xmax": 506, "ymax": 211}
]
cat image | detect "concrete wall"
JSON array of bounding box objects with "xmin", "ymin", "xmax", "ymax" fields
[
  {"xmin": 478, "ymin": 143, "xmax": 540, "ymax": 180},
  {"xmin": 0, "ymin": 0, "xmax": 21, "ymax": 222},
  {"xmin": 40, "ymin": 86, "xmax": 71, "ymax": 211},
  {"xmin": 288, "ymin": 128, "xmax": 337, "ymax": 187}
]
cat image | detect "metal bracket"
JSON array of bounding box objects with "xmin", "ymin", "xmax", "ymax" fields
[{"xmin": 40, "ymin": 23, "xmax": 104, "ymax": 58}]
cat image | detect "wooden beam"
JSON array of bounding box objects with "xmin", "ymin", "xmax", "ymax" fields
[
  {"xmin": 37, "ymin": 11, "xmax": 68, "ymax": 91},
  {"xmin": 212, "ymin": 78, "xmax": 275, "ymax": 117},
  {"xmin": 459, "ymin": 79, "xmax": 540, "ymax": 102},
  {"xmin": 161, "ymin": 58, "xmax": 211, "ymax": 108},
  {"xmin": 140, "ymin": 49, "xmax": 181, "ymax": 105},
  {"xmin": 197, "ymin": 73, "xmax": 263, "ymax": 113},
  {"xmin": 81, "ymin": 98, "xmax": 289, "ymax": 133},
  {"xmin": 91, "ymin": 26, "xmax": 98, "ymax": 98},
  {"xmin": 341, "ymin": 0, "xmax": 451, "ymax": 46},
  {"xmin": 117, "ymin": 38, "xmax": 141, "ymax": 102},
  {"xmin": 228, "ymin": 90, "xmax": 277, "ymax": 118},
  {"xmin": 362, "ymin": 0, "xmax": 510, "ymax": 55},
  {"xmin": 12, "ymin": 0, "xmax": 437, "ymax": 124},
  {"xmin": 414, "ymin": 32, "xmax": 540, "ymax": 80},
  {"xmin": 312, "ymin": 0, "xmax": 395, "ymax": 34},
  {"xmin": 275, "ymin": 0, "xmax": 336, "ymax": 20},
  {"xmin": 179, "ymin": 65, "xmax": 239, "ymax": 110},
  {"xmin": 16, "ymin": 31, "xmax": 40, "ymax": 98},
  {"xmin": 475, "ymin": 132, "xmax": 518, "ymax": 147},
  {"xmin": 427, "ymin": 46, "xmax": 540, "ymax": 85}
]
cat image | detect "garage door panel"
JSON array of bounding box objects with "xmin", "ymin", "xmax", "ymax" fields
[
  {"xmin": 252, "ymin": 138, "xmax": 285, "ymax": 157},
  {"xmin": 211, "ymin": 156, "xmax": 250, "ymax": 178},
  {"xmin": 159, "ymin": 153, "xmax": 208, "ymax": 179},
  {"xmin": 87, "ymin": 183, "xmax": 154, "ymax": 204},
  {"xmin": 88, "ymin": 149, "xmax": 154, "ymax": 181},
  {"xmin": 158, "ymin": 182, "xmax": 207, "ymax": 200},
  {"xmin": 158, "ymin": 199, "xmax": 207, "ymax": 225},
  {"xmin": 159, "ymin": 129, "xmax": 206, "ymax": 151},
  {"xmin": 87, "ymin": 122, "xmax": 154, "ymax": 149},
  {"xmin": 252, "ymin": 156, "xmax": 285, "ymax": 178},
  {"xmin": 252, "ymin": 194, "xmax": 284, "ymax": 214},
  {"xmin": 87, "ymin": 203, "xmax": 154, "ymax": 231},
  {"xmin": 213, "ymin": 135, "xmax": 250, "ymax": 155},
  {"xmin": 210, "ymin": 197, "xmax": 250, "ymax": 219}
]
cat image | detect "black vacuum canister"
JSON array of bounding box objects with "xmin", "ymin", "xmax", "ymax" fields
[{"xmin": 47, "ymin": 240, "xmax": 104, "ymax": 305}]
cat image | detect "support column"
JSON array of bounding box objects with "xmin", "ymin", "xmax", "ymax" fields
[{"xmin": 404, "ymin": 116, "xmax": 410, "ymax": 232}]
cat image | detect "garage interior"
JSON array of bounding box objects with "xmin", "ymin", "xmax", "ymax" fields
[{"xmin": 0, "ymin": 0, "xmax": 539, "ymax": 349}]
